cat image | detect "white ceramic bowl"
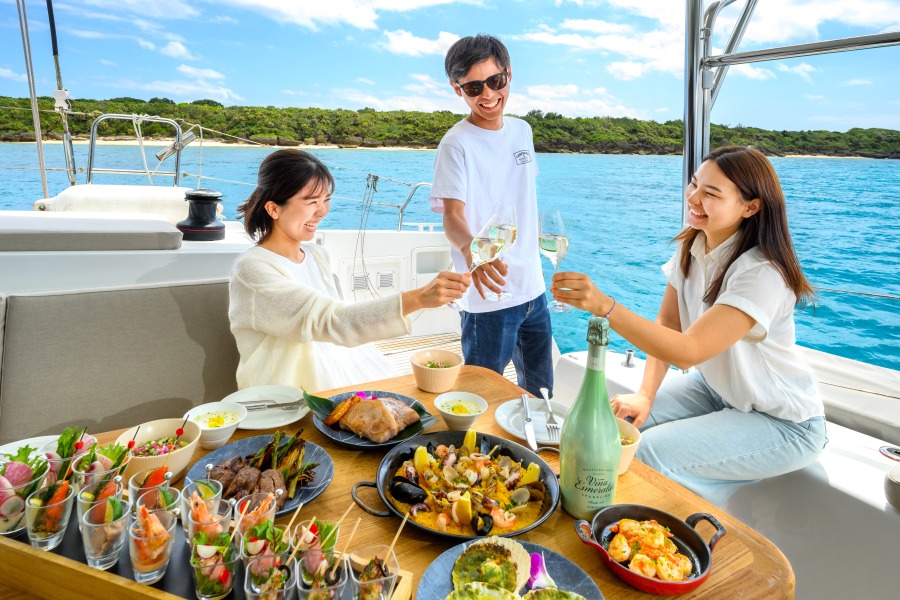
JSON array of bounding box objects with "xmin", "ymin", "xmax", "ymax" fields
[
  {"xmin": 617, "ymin": 417, "xmax": 642, "ymax": 475},
  {"xmin": 434, "ymin": 391, "xmax": 488, "ymax": 431},
  {"xmin": 410, "ymin": 349, "xmax": 463, "ymax": 393},
  {"xmin": 183, "ymin": 401, "xmax": 248, "ymax": 450},
  {"xmin": 114, "ymin": 418, "xmax": 201, "ymax": 483}
]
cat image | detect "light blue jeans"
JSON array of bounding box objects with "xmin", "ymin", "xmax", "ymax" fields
[{"xmin": 636, "ymin": 370, "xmax": 828, "ymax": 506}]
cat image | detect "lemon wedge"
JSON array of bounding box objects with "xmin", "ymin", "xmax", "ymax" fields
[
  {"xmin": 452, "ymin": 491, "xmax": 472, "ymax": 524},
  {"xmin": 521, "ymin": 462, "xmax": 541, "ymax": 485},
  {"xmin": 414, "ymin": 445, "xmax": 431, "ymax": 474},
  {"xmin": 462, "ymin": 429, "xmax": 477, "ymax": 452}
]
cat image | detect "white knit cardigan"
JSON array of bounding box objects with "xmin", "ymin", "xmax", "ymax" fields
[{"xmin": 228, "ymin": 244, "xmax": 411, "ymax": 392}]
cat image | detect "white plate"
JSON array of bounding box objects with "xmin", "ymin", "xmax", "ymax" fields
[
  {"xmin": 220, "ymin": 385, "xmax": 308, "ymax": 430},
  {"xmin": 495, "ymin": 397, "xmax": 568, "ymax": 447},
  {"xmin": 0, "ymin": 435, "xmax": 57, "ymax": 458}
]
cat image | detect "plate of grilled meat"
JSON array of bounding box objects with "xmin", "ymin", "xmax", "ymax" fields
[
  {"xmin": 305, "ymin": 389, "xmax": 439, "ymax": 449},
  {"xmin": 184, "ymin": 428, "xmax": 333, "ymax": 516}
]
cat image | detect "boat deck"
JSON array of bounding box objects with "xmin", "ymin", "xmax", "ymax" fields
[{"xmin": 374, "ymin": 333, "xmax": 519, "ymax": 383}]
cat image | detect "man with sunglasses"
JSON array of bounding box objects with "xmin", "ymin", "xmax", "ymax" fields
[{"xmin": 428, "ymin": 34, "xmax": 553, "ymax": 398}]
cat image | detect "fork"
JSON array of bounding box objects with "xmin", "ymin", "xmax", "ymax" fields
[{"xmin": 540, "ymin": 387, "xmax": 561, "ymax": 440}]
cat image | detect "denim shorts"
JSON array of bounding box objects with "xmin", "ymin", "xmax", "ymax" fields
[
  {"xmin": 459, "ymin": 293, "xmax": 553, "ymax": 398},
  {"xmin": 636, "ymin": 370, "xmax": 829, "ymax": 506}
]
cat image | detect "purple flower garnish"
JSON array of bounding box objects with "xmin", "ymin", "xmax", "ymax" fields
[{"xmin": 528, "ymin": 552, "xmax": 557, "ymax": 590}]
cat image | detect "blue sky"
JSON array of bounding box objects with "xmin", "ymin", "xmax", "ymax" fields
[{"xmin": 2, "ymin": 0, "xmax": 899, "ymax": 131}]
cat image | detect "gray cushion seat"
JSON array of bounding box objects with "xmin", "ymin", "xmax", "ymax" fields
[
  {"xmin": 0, "ymin": 211, "xmax": 182, "ymax": 252},
  {"xmin": 0, "ymin": 279, "xmax": 238, "ymax": 445}
]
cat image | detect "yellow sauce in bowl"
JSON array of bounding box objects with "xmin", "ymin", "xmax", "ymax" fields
[
  {"xmin": 439, "ymin": 399, "xmax": 483, "ymax": 416},
  {"xmin": 192, "ymin": 410, "xmax": 238, "ymax": 429}
]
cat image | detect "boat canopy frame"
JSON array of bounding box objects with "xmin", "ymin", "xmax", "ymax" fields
[{"xmin": 682, "ymin": 0, "xmax": 900, "ymax": 222}]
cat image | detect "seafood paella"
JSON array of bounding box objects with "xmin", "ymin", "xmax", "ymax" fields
[{"xmin": 387, "ymin": 430, "xmax": 547, "ymax": 536}]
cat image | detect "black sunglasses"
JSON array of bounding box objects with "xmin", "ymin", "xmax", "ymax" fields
[{"xmin": 455, "ymin": 70, "xmax": 509, "ymax": 97}]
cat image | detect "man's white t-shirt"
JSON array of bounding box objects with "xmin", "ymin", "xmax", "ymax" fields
[
  {"xmin": 662, "ymin": 232, "xmax": 824, "ymax": 422},
  {"xmin": 429, "ymin": 117, "xmax": 545, "ymax": 313}
]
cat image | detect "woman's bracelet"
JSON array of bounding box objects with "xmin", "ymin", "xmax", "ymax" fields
[{"xmin": 602, "ymin": 297, "xmax": 617, "ymax": 319}]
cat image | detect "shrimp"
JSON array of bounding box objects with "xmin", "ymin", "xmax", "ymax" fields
[
  {"xmin": 615, "ymin": 518, "xmax": 642, "ymax": 536},
  {"xmin": 490, "ymin": 507, "xmax": 517, "ymax": 528},
  {"xmin": 673, "ymin": 553, "xmax": 693, "ymax": 578},
  {"xmin": 240, "ymin": 493, "xmax": 275, "ymax": 530},
  {"xmin": 655, "ymin": 554, "xmax": 687, "ymax": 582},
  {"xmin": 640, "ymin": 525, "xmax": 667, "ymax": 550},
  {"xmin": 435, "ymin": 513, "xmax": 450, "ymax": 533},
  {"xmin": 628, "ymin": 553, "xmax": 657, "ymax": 578},
  {"xmin": 132, "ymin": 505, "xmax": 172, "ymax": 564},
  {"xmin": 190, "ymin": 491, "xmax": 224, "ymax": 536},
  {"xmin": 608, "ymin": 533, "xmax": 633, "ymax": 563}
]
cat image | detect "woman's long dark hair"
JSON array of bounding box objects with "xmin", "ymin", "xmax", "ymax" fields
[
  {"xmin": 237, "ymin": 149, "xmax": 335, "ymax": 242},
  {"xmin": 675, "ymin": 146, "xmax": 815, "ymax": 307}
]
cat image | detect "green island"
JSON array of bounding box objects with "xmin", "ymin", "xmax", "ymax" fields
[{"xmin": 1, "ymin": 96, "xmax": 897, "ymax": 158}]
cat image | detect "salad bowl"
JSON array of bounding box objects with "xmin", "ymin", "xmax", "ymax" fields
[{"xmin": 115, "ymin": 418, "xmax": 201, "ymax": 483}]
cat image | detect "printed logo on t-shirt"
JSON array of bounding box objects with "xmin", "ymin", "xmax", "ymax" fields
[{"xmin": 513, "ymin": 150, "xmax": 532, "ymax": 165}]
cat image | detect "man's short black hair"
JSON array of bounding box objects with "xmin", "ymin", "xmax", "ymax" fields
[{"xmin": 444, "ymin": 34, "xmax": 510, "ymax": 82}]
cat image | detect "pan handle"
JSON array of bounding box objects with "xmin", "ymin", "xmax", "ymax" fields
[
  {"xmin": 685, "ymin": 512, "xmax": 727, "ymax": 551},
  {"xmin": 351, "ymin": 481, "xmax": 391, "ymax": 517},
  {"xmin": 534, "ymin": 446, "xmax": 560, "ymax": 479},
  {"xmin": 573, "ymin": 520, "xmax": 606, "ymax": 553}
]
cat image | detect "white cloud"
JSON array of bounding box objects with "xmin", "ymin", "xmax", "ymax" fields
[
  {"xmin": 137, "ymin": 38, "xmax": 156, "ymax": 50},
  {"xmin": 159, "ymin": 41, "xmax": 199, "ymax": 60},
  {"xmin": 0, "ymin": 67, "xmax": 27, "ymax": 83},
  {"xmin": 654, "ymin": 107, "xmax": 669, "ymax": 113},
  {"xmin": 214, "ymin": 0, "xmax": 467, "ymax": 31},
  {"xmin": 560, "ymin": 19, "xmax": 633, "ymax": 34},
  {"xmin": 77, "ymin": 0, "xmax": 199, "ymax": 20},
  {"xmin": 211, "ymin": 15, "xmax": 238, "ymax": 24},
  {"xmin": 282, "ymin": 89, "xmax": 306, "ymax": 96},
  {"xmin": 382, "ymin": 30, "xmax": 460, "ymax": 56},
  {"xmin": 99, "ymin": 59, "xmax": 118, "ymax": 66},
  {"xmin": 805, "ymin": 94, "xmax": 826, "ymax": 100},
  {"xmin": 777, "ymin": 62, "xmax": 818, "ymax": 82},
  {"xmin": 66, "ymin": 28, "xmax": 115, "ymax": 39},
  {"xmin": 524, "ymin": 84, "xmax": 581, "ymax": 100},
  {"xmin": 114, "ymin": 78, "xmax": 243, "ymax": 103},
  {"xmin": 843, "ymin": 78, "xmax": 873, "ymax": 86},
  {"xmin": 731, "ymin": 63, "xmax": 777, "ymax": 80},
  {"xmin": 177, "ymin": 64, "xmax": 225, "ymax": 80},
  {"xmin": 356, "ymin": 78, "xmax": 375, "ymax": 85}
]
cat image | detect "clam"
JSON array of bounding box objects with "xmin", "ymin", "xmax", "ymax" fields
[
  {"xmin": 521, "ymin": 480, "xmax": 546, "ymax": 503},
  {"xmin": 389, "ymin": 476, "xmax": 427, "ymax": 505},
  {"xmin": 471, "ymin": 512, "xmax": 494, "ymax": 536},
  {"xmin": 498, "ymin": 456, "xmax": 515, "ymax": 470},
  {"xmin": 463, "ymin": 469, "xmax": 478, "ymax": 486},
  {"xmin": 443, "ymin": 465, "xmax": 468, "ymax": 489},
  {"xmin": 507, "ymin": 487, "xmax": 531, "ymax": 514}
]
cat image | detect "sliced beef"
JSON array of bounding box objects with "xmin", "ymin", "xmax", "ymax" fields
[
  {"xmin": 258, "ymin": 469, "xmax": 287, "ymax": 509},
  {"xmin": 224, "ymin": 466, "xmax": 260, "ymax": 499}
]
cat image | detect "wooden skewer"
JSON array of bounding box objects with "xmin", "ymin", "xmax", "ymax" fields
[
  {"xmin": 320, "ymin": 503, "xmax": 354, "ymax": 548},
  {"xmin": 228, "ymin": 499, "xmax": 250, "ymax": 546},
  {"xmin": 286, "ymin": 514, "xmax": 317, "ymax": 565},
  {"xmin": 387, "ymin": 512, "xmax": 409, "ymax": 557},
  {"xmin": 284, "ymin": 501, "xmax": 305, "ymax": 535},
  {"xmin": 329, "ymin": 516, "xmax": 361, "ymax": 578}
]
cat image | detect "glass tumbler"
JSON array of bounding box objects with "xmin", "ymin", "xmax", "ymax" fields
[
  {"xmin": 80, "ymin": 498, "xmax": 132, "ymax": 570},
  {"xmin": 128, "ymin": 508, "xmax": 177, "ymax": 584}
]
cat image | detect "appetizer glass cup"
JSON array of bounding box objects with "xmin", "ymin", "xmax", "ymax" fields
[
  {"xmin": 72, "ymin": 457, "xmax": 129, "ymax": 501},
  {"xmin": 240, "ymin": 524, "xmax": 290, "ymax": 568},
  {"xmin": 80, "ymin": 498, "xmax": 132, "ymax": 570},
  {"xmin": 296, "ymin": 549, "xmax": 347, "ymax": 597},
  {"xmin": 347, "ymin": 545, "xmax": 399, "ymax": 600},
  {"xmin": 128, "ymin": 467, "xmax": 172, "ymax": 509},
  {"xmin": 25, "ymin": 483, "xmax": 76, "ymax": 551},
  {"xmin": 180, "ymin": 479, "xmax": 224, "ymax": 539},
  {"xmin": 0, "ymin": 468, "xmax": 49, "ymax": 537},
  {"xmin": 136, "ymin": 486, "xmax": 180, "ymax": 514},
  {"xmin": 235, "ymin": 492, "xmax": 278, "ymax": 538},
  {"xmin": 185, "ymin": 498, "xmax": 233, "ymax": 546},
  {"xmin": 75, "ymin": 476, "xmax": 124, "ymax": 533},
  {"xmin": 189, "ymin": 543, "xmax": 241, "ymax": 600},
  {"xmin": 244, "ymin": 552, "xmax": 298, "ymax": 600},
  {"xmin": 128, "ymin": 509, "xmax": 177, "ymax": 584},
  {"xmin": 37, "ymin": 439, "xmax": 71, "ymax": 487}
]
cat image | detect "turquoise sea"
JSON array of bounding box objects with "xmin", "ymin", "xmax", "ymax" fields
[{"xmin": 1, "ymin": 143, "xmax": 898, "ymax": 371}]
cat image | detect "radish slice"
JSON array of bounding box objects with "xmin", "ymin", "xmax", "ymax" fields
[
  {"xmin": 195, "ymin": 545, "xmax": 219, "ymax": 559},
  {"xmin": 0, "ymin": 495, "xmax": 25, "ymax": 518},
  {"xmin": 245, "ymin": 539, "xmax": 266, "ymax": 555}
]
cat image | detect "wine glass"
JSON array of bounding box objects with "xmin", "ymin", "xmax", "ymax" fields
[
  {"xmin": 483, "ymin": 202, "xmax": 518, "ymax": 302},
  {"xmin": 539, "ymin": 209, "xmax": 573, "ymax": 313},
  {"xmin": 447, "ymin": 213, "xmax": 508, "ymax": 311}
]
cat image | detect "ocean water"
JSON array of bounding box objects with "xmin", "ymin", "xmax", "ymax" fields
[{"xmin": 1, "ymin": 143, "xmax": 898, "ymax": 371}]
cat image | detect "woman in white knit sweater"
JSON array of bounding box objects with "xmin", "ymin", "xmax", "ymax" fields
[{"xmin": 229, "ymin": 149, "xmax": 470, "ymax": 392}]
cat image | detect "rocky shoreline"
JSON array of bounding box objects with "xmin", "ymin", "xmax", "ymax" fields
[{"xmin": 1, "ymin": 132, "xmax": 897, "ymax": 159}]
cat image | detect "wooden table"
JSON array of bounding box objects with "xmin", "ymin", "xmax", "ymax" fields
[{"xmin": 0, "ymin": 366, "xmax": 794, "ymax": 599}]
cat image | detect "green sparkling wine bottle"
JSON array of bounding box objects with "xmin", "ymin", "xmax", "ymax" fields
[{"xmin": 559, "ymin": 317, "xmax": 622, "ymax": 519}]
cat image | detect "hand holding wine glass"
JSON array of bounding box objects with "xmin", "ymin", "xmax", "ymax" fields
[
  {"xmin": 539, "ymin": 209, "xmax": 573, "ymax": 313},
  {"xmin": 447, "ymin": 213, "xmax": 509, "ymax": 310},
  {"xmin": 483, "ymin": 202, "xmax": 517, "ymax": 302}
]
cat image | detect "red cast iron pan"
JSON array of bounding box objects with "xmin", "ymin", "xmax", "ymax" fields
[{"xmin": 574, "ymin": 504, "xmax": 726, "ymax": 596}]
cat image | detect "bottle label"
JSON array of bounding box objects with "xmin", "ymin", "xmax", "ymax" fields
[
  {"xmin": 587, "ymin": 356, "xmax": 604, "ymax": 370},
  {"xmin": 561, "ymin": 465, "xmax": 617, "ymax": 518}
]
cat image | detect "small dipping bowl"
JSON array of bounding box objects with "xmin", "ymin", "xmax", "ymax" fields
[
  {"xmin": 433, "ymin": 391, "xmax": 488, "ymax": 431},
  {"xmin": 617, "ymin": 417, "xmax": 642, "ymax": 475},
  {"xmin": 410, "ymin": 349, "xmax": 463, "ymax": 393},
  {"xmin": 183, "ymin": 401, "xmax": 248, "ymax": 450}
]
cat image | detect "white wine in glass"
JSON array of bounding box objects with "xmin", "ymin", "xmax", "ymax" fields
[
  {"xmin": 447, "ymin": 213, "xmax": 509, "ymax": 311},
  {"xmin": 539, "ymin": 210, "xmax": 573, "ymax": 313},
  {"xmin": 483, "ymin": 203, "xmax": 518, "ymax": 302}
]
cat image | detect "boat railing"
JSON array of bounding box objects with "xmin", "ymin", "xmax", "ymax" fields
[{"xmin": 85, "ymin": 113, "xmax": 187, "ymax": 185}]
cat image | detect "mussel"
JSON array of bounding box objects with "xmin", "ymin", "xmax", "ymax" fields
[
  {"xmin": 471, "ymin": 512, "xmax": 494, "ymax": 536},
  {"xmin": 389, "ymin": 476, "xmax": 427, "ymax": 504}
]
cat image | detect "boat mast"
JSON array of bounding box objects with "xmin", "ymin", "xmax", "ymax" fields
[
  {"xmin": 45, "ymin": 0, "xmax": 77, "ymax": 187},
  {"xmin": 15, "ymin": 0, "xmax": 49, "ymax": 199},
  {"xmin": 682, "ymin": 0, "xmax": 900, "ymax": 224}
]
